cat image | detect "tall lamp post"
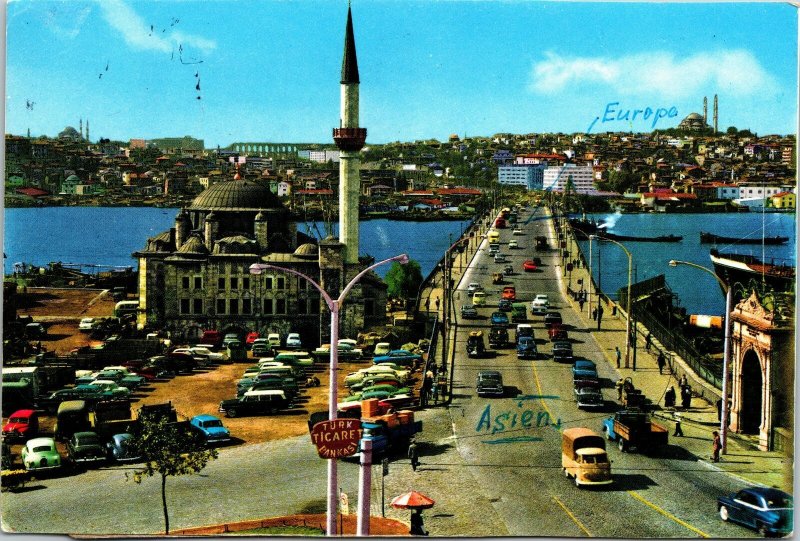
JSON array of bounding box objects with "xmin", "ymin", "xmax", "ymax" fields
[
  {"xmin": 250, "ymin": 254, "xmax": 409, "ymax": 536},
  {"xmin": 668, "ymin": 259, "xmax": 732, "ymax": 455},
  {"xmin": 591, "ymin": 235, "xmax": 632, "ymax": 368},
  {"xmin": 443, "ymin": 234, "xmax": 476, "ymax": 374}
]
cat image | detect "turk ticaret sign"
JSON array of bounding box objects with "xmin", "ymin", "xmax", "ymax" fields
[{"xmin": 310, "ymin": 419, "xmax": 362, "ymax": 458}]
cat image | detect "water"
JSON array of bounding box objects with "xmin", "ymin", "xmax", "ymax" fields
[
  {"xmin": 575, "ymin": 212, "xmax": 796, "ymax": 316},
  {"xmin": 3, "ymin": 207, "xmax": 472, "ymax": 279}
]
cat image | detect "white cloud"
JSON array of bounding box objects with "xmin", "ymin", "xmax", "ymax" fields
[
  {"xmin": 97, "ymin": 0, "xmax": 216, "ymax": 54},
  {"xmin": 530, "ymin": 50, "xmax": 777, "ymax": 98}
]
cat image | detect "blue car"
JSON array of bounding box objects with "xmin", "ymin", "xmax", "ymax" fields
[
  {"xmin": 189, "ymin": 414, "xmax": 231, "ymax": 445},
  {"xmin": 572, "ymin": 359, "xmax": 598, "ymax": 380},
  {"xmin": 717, "ymin": 487, "xmax": 793, "ymax": 537},
  {"xmin": 373, "ymin": 349, "xmax": 423, "ymax": 367},
  {"xmin": 490, "ymin": 311, "xmax": 509, "ymax": 326}
]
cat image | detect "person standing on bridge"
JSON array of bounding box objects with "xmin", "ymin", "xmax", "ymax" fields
[
  {"xmin": 712, "ymin": 431, "xmax": 721, "ymax": 462},
  {"xmin": 434, "ymin": 297, "xmax": 440, "ymax": 311},
  {"xmin": 596, "ymin": 304, "xmax": 604, "ymax": 330}
]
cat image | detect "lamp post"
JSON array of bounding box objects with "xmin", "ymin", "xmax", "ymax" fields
[
  {"xmin": 668, "ymin": 259, "xmax": 732, "ymax": 455},
  {"xmin": 592, "ymin": 235, "xmax": 632, "ymax": 368},
  {"xmin": 571, "ymin": 228, "xmax": 594, "ymax": 319},
  {"xmin": 443, "ymin": 234, "xmax": 477, "ymax": 374},
  {"xmin": 250, "ymin": 253, "xmax": 409, "ymax": 536}
]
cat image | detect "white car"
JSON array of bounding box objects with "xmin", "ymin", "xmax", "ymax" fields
[
  {"xmin": 189, "ymin": 346, "xmax": 226, "ymax": 364},
  {"xmin": 88, "ymin": 380, "xmax": 131, "ymax": 397},
  {"xmin": 79, "ymin": 317, "xmax": 99, "ymax": 331},
  {"xmin": 466, "ymin": 282, "xmax": 481, "ymax": 295},
  {"xmin": 373, "ymin": 342, "xmax": 391, "ymax": 356},
  {"xmin": 266, "ymin": 333, "xmax": 281, "ymax": 347},
  {"xmin": 513, "ymin": 228, "xmax": 523, "ymax": 235},
  {"xmin": 286, "ymin": 333, "xmax": 302, "ymax": 348},
  {"xmin": 508, "ymin": 240, "xmax": 519, "ymax": 249},
  {"xmin": 531, "ymin": 294, "xmax": 550, "ymax": 315}
]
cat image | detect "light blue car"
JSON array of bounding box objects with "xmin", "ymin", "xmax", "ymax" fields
[{"xmin": 189, "ymin": 414, "xmax": 231, "ymax": 445}]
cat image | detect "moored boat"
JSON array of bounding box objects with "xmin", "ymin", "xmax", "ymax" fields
[
  {"xmin": 709, "ymin": 249, "xmax": 795, "ymax": 292},
  {"xmin": 700, "ymin": 232, "xmax": 789, "ymax": 245}
]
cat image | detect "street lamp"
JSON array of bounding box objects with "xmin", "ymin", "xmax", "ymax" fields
[
  {"xmin": 443, "ymin": 234, "xmax": 477, "ymax": 374},
  {"xmin": 592, "ymin": 235, "xmax": 633, "ymax": 368},
  {"xmin": 250, "ymin": 253, "xmax": 409, "ymax": 536},
  {"xmin": 668, "ymin": 259, "xmax": 732, "ymax": 455}
]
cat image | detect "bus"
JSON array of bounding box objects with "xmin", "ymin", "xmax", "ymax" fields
[{"xmin": 114, "ymin": 300, "xmax": 140, "ymax": 318}]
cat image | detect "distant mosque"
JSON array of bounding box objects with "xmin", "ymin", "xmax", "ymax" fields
[{"xmin": 678, "ymin": 95, "xmax": 718, "ymax": 133}]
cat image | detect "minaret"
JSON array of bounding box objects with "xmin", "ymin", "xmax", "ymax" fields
[
  {"xmin": 333, "ymin": 4, "xmax": 367, "ymax": 265},
  {"xmin": 86, "ymin": 119, "xmax": 90, "ymax": 143},
  {"xmin": 703, "ymin": 97, "xmax": 708, "ymax": 125},
  {"xmin": 79, "ymin": 118, "xmax": 83, "ymax": 139},
  {"xmin": 713, "ymin": 94, "xmax": 718, "ymax": 134}
]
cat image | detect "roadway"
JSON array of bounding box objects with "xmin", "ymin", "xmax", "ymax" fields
[{"xmin": 443, "ymin": 205, "xmax": 758, "ymax": 537}]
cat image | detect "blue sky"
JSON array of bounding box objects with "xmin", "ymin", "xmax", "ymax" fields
[{"xmin": 5, "ymin": 1, "xmax": 798, "ymax": 147}]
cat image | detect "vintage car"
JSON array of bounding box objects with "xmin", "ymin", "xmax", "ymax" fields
[
  {"xmin": 572, "ymin": 359, "xmax": 599, "ymax": 381},
  {"xmin": 67, "ymin": 431, "xmax": 107, "ymax": 466},
  {"xmin": 3, "ymin": 409, "xmax": 39, "ymax": 441},
  {"xmin": 501, "ymin": 286, "xmax": 516, "ymax": 301},
  {"xmin": 552, "ymin": 341, "xmax": 574, "ymax": 363},
  {"xmin": 106, "ymin": 433, "xmax": 141, "ymax": 463},
  {"xmin": 574, "ymin": 381, "xmax": 604, "ymax": 410},
  {"xmin": 21, "ymin": 437, "xmax": 62, "ymax": 471},
  {"xmin": 285, "ymin": 333, "xmax": 303, "ymax": 348},
  {"xmin": 472, "ymin": 290, "xmax": 487, "ymax": 306},
  {"xmin": 717, "ymin": 487, "xmax": 793, "ymax": 537},
  {"xmin": 88, "ymin": 379, "xmax": 131, "ymax": 397},
  {"xmin": 531, "ymin": 294, "xmax": 550, "ymax": 315},
  {"xmin": 461, "ymin": 305, "xmax": 479, "ymax": 319},
  {"xmin": 345, "ymin": 365, "xmax": 410, "ymax": 387},
  {"xmin": 544, "ymin": 311, "xmax": 563, "ymax": 327},
  {"xmin": 78, "ymin": 317, "xmax": 100, "ymax": 331},
  {"xmin": 508, "ymin": 239, "xmax": 519, "ymax": 249},
  {"xmin": 490, "ymin": 311, "xmax": 509, "ymax": 326},
  {"xmin": 548, "ymin": 324, "xmax": 569, "ymax": 342},
  {"xmin": 522, "ymin": 260, "xmax": 538, "ymax": 272},
  {"xmin": 497, "ymin": 299, "xmax": 513, "ymax": 312},
  {"xmin": 512, "ymin": 228, "xmax": 523, "ymax": 235},
  {"xmin": 476, "ymin": 370, "xmax": 504, "ymax": 398},
  {"xmin": 373, "ymin": 342, "xmax": 392, "ymax": 356},
  {"xmin": 190, "ymin": 414, "xmax": 231, "ymax": 445},
  {"xmin": 245, "ymin": 332, "xmax": 260, "ymax": 348},
  {"xmin": 504, "ymin": 264, "xmax": 514, "ymax": 276},
  {"xmin": 373, "ymin": 349, "xmax": 422, "ymax": 367},
  {"xmin": 466, "ymin": 282, "xmax": 482, "ymax": 295},
  {"xmin": 516, "ymin": 336, "xmax": 538, "ymax": 360},
  {"xmin": 219, "ymin": 389, "xmax": 292, "ymax": 418},
  {"xmin": 251, "ymin": 338, "xmax": 272, "ymax": 356}
]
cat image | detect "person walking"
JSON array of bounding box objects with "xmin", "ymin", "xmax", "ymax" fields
[
  {"xmin": 681, "ymin": 385, "xmax": 692, "ymax": 409},
  {"xmin": 711, "ymin": 431, "xmax": 721, "ymax": 462},
  {"xmin": 424, "ymin": 297, "xmax": 430, "ymax": 312},
  {"xmin": 410, "ymin": 509, "xmax": 428, "ymax": 536},
  {"xmin": 615, "ymin": 346, "xmax": 622, "ymax": 368},
  {"xmin": 645, "ymin": 332, "xmax": 652, "ymax": 351},
  {"xmin": 596, "ymin": 304, "xmax": 604, "ymax": 330},
  {"xmin": 408, "ymin": 440, "xmax": 420, "ymax": 471},
  {"xmin": 673, "ymin": 411, "xmax": 684, "ymax": 437},
  {"xmin": 664, "ymin": 386, "xmax": 676, "ymax": 408},
  {"xmin": 578, "ymin": 294, "xmax": 585, "ymax": 312},
  {"xmin": 679, "ymin": 374, "xmax": 687, "ymax": 388},
  {"xmin": 657, "ymin": 352, "xmax": 665, "ymax": 374}
]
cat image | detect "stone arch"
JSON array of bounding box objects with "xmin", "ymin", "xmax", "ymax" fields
[{"xmin": 739, "ymin": 348, "xmax": 763, "ymax": 434}]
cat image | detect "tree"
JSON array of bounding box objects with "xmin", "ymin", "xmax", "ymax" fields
[
  {"xmin": 385, "ymin": 258, "xmax": 423, "ymax": 300},
  {"xmin": 128, "ymin": 411, "xmax": 218, "ymax": 534}
]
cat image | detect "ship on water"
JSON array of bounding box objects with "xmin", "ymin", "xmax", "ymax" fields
[
  {"xmin": 569, "ymin": 218, "xmax": 683, "ymax": 242},
  {"xmin": 709, "ymin": 249, "xmax": 795, "ymax": 293},
  {"xmin": 700, "ymin": 231, "xmax": 789, "ymax": 245}
]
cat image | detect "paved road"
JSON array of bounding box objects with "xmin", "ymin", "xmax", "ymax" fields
[{"xmin": 444, "ymin": 206, "xmax": 758, "ymax": 538}]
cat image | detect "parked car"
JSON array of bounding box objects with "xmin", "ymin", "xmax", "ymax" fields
[
  {"xmin": 717, "ymin": 487, "xmax": 793, "ymax": 537},
  {"xmin": 501, "ymin": 286, "xmax": 516, "ymax": 301},
  {"xmin": 88, "ymin": 379, "xmax": 131, "ymax": 397},
  {"xmin": 190, "ymin": 414, "xmax": 231, "ymax": 445},
  {"xmin": 79, "ymin": 317, "xmax": 100, "ymax": 332},
  {"xmin": 67, "ymin": 431, "xmax": 107, "ymax": 466},
  {"xmin": 491, "ymin": 311, "xmax": 509, "ymax": 326},
  {"xmin": 25, "ymin": 322, "xmax": 46, "ymax": 338},
  {"xmin": 106, "ymin": 433, "xmax": 141, "ymax": 463},
  {"xmin": 188, "ymin": 346, "xmax": 227, "ymax": 364},
  {"xmin": 21, "ymin": 437, "xmax": 62, "ymax": 471},
  {"xmin": 508, "ymin": 239, "xmax": 519, "ymax": 249},
  {"xmin": 251, "ymin": 338, "xmax": 272, "ymax": 356},
  {"xmin": 552, "ymin": 341, "xmax": 574, "ymax": 363},
  {"xmin": 222, "ymin": 333, "xmax": 240, "ymax": 348},
  {"xmin": 373, "ymin": 342, "xmax": 392, "ymax": 356},
  {"xmin": 245, "ymin": 332, "xmax": 260, "ymax": 349},
  {"xmin": 285, "ymin": 333, "xmax": 302, "ymax": 348},
  {"xmin": 572, "ymin": 359, "xmax": 599, "ymax": 381},
  {"xmin": 373, "ymin": 349, "xmax": 422, "ymax": 367},
  {"xmin": 523, "ymin": 260, "xmax": 538, "ymax": 272},
  {"xmin": 544, "ymin": 311, "xmax": 563, "ymax": 327},
  {"xmin": 3, "ymin": 409, "xmax": 39, "ymax": 441},
  {"xmin": 219, "ymin": 389, "xmax": 292, "ymax": 417},
  {"xmin": 531, "ymin": 294, "xmax": 549, "ymax": 315},
  {"xmin": 476, "ymin": 370, "xmax": 504, "ymax": 398},
  {"xmin": 266, "ymin": 333, "xmax": 282, "ymax": 348},
  {"xmin": 461, "ymin": 305, "xmax": 479, "ymax": 319}
]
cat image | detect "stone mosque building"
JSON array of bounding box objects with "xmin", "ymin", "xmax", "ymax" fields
[{"xmin": 134, "ymin": 6, "xmax": 387, "ymax": 344}]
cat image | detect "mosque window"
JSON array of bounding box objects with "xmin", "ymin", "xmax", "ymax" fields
[
  {"xmin": 243, "ymin": 277, "xmax": 250, "ymax": 290},
  {"xmin": 231, "ymin": 277, "xmax": 239, "ymax": 290},
  {"xmin": 180, "ymin": 299, "xmax": 190, "ymax": 314},
  {"xmin": 277, "ymin": 276, "xmax": 286, "ymax": 290},
  {"xmin": 193, "ymin": 299, "xmax": 203, "ymax": 313},
  {"xmin": 194, "ymin": 276, "xmax": 203, "ymax": 289},
  {"xmin": 229, "ymin": 299, "xmax": 239, "ymax": 315},
  {"xmin": 182, "ymin": 277, "xmax": 190, "ymax": 289},
  {"xmin": 263, "ymin": 298, "xmax": 274, "ymax": 314},
  {"xmin": 218, "ymin": 277, "xmax": 225, "ymax": 290},
  {"xmin": 264, "ymin": 277, "xmax": 274, "ymax": 289},
  {"xmin": 216, "ymin": 299, "xmax": 226, "ymax": 314},
  {"xmin": 242, "ymin": 299, "xmax": 251, "ymax": 314}
]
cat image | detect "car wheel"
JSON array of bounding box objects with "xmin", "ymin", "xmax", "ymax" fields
[
  {"xmin": 756, "ymin": 522, "xmax": 769, "ymax": 537},
  {"xmin": 719, "ymin": 505, "xmax": 729, "ymax": 522},
  {"xmin": 574, "ymin": 476, "xmax": 581, "ymax": 488},
  {"xmin": 227, "ymin": 409, "xmax": 238, "ymax": 418},
  {"xmin": 563, "ymin": 467, "xmax": 569, "ymax": 479},
  {"xmin": 618, "ymin": 438, "xmax": 626, "ymax": 452}
]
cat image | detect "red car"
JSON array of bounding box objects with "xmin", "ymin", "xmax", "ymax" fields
[
  {"xmin": 2, "ymin": 409, "xmax": 39, "ymax": 440},
  {"xmin": 501, "ymin": 286, "xmax": 516, "ymax": 301},
  {"xmin": 523, "ymin": 260, "xmax": 538, "ymax": 272},
  {"xmin": 548, "ymin": 324, "xmax": 568, "ymax": 341},
  {"xmin": 245, "ymin": 332, "xmax": 260, "ymax": 348}
]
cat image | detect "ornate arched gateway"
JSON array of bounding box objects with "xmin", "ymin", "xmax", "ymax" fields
[{"xmin": 728, "ymin": 291, "xmax": 794, "ymax": 452}]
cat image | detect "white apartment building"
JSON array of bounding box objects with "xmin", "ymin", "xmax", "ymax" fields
[
  {"xmin": 498, "ymin": 165, "xmax": 544, "ymax": 190},
  {"xmin": 542, "ymin": 164, "xmax": 595, "ymax": 193},
  {"xmin": 298, "ymin": 149, "xmax": 341, "ymax": 163}
]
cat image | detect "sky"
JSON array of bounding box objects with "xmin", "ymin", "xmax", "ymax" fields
[{"xmin": 5, "ymin": 1, "xmax": 798, "ymax": 148}]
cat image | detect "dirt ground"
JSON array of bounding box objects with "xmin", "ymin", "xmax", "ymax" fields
[{"xmin": 8, "ymin": 288, "xmax": 419, "ymax": 445}]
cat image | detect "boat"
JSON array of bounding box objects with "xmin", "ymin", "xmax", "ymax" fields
[
  {"xmin": 569, "ymin": 219, "xmax": 682, "ymax": 242},
  {"xmin": 700, "ymin": 232, "xmax": 789, "ymax": 245},
  {"xmin": 709, "ymin": 249, "xmax": 795, "ymax": 293}
]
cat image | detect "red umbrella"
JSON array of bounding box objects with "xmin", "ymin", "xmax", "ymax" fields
[{"xmin": 390, "ymin": 490, "xmax": 436, "ymax": 509}]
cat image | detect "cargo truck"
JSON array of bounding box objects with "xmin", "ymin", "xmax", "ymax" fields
[{"xmin": 602, "ymin": 410, "xmax": 669, "ymax": 453}]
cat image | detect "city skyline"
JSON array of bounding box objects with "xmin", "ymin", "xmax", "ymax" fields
[{"xmin": 5, "ymin": 1, "xmax": 798, "ymax": 148}]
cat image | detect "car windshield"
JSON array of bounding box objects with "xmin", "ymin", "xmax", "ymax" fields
[
  {"xmin": 33, "ymin": 445, "xmax": 53, "ymax": 452},
  {"xmin": 203, "ymin": 420, "xmax": 223, "ymax": 427},
  {"xmin": 9, "ymin": 416, "xmax": 28, "ymax": 424},
  {"xmin": 78, "ymin": 434, "xmax": 100, "ymax": 445},
  {"xmin": 582, "ymin": 455, "xmax": 609, "ymax": 464},
  {"xmin": 766, "ymin": 495, "xmax": 793, "ymax": 508}
]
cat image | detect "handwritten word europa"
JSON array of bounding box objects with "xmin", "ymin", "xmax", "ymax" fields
[
  {"xmin": 587, "ymin": 102, "xmax": 678, "ymax": 133},
  {"xmin": 475, "ymin": 403, "xmax": 562, "ymax": 435}
]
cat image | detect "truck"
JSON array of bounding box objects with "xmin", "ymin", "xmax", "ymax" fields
[
  {"xmin": 466, "ymin": 331, "xmax": 485, "ymax": 358},
  {"xmin": 55, "ymin": 399, "xmax": 134, "ymax": 441},
  {"xmin": 602, "ymin": 410, "xmax": 669, "ymax": 453},
  {"xmin": 561, "ymin": 427, "xmax": 612, "ymax": 487}
]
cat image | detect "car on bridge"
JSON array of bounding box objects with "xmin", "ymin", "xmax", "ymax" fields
[
  {"xmin": 717, "ymin": 487, "xmax": 793, "ymax": 537},
  {"xmin": 467, "ymin": 282, "xmax": 482, "ymax": 295},
  {"xmin": 522, "ymin": 260, "xmax": 538, "ymax": 272},
  {"xmin": 552, "ymin": 341, "xmax": 573, "ymax": 362},
  {"xmin": 460, "ymin": 305, "xmax": 479, "ymax": 319},
  {"xmin": 531, "ymin": 294, "xmax": 549, "ymax": 315},
  {"xmin": 544, "ymin": 311, "xmax": 563, "ymax": 327},
  {"xmin": 476, "ymin": 370, "xmax": 504, "ymax": 398},
  {"xmin": 572, "ymin": 360, "xmax": 598, "ymax": 382},
  {"xmin": 501, "ymin": 286, "xmax": 516, "ymax": 301},
  {"xmin": 508, "ymin": 239, "xmax": 519, "ymax": 249},
  {"xmin": 491, "ymin": 311, "xmax": 509, "ymax": 326}
]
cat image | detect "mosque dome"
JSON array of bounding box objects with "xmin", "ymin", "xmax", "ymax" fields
[
  {"xmin": 293, "ymin": 243, "xmax": 319, "ymax": 259},
  {"xmin": 189, "ymin": 179, "xmax": 284, "ymax": 211},
  {"xmin": 685, "ymin": 113, "xmax": 704, "ymax": 120}
]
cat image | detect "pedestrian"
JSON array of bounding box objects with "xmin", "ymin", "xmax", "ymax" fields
[
  {"xmin": 596, "ymin": 304, "xmax": 604, "ymax": 330},
  {"xmin": 645, "ymin": 333, "xmax": 652, "ymax": 351},
  {"xmin": 616, "ymin": 378, "xmax": 625, "ymax": 400},
  {"xmin": 664, "ymin": 386, "xmax": 676, "ymax": 408},
  {"xmin": 679, "ymin": 374, "xmax": 687, "ymax": 388},
  {"xmin": 408, "ymin": 440, "xmax": 420, "ymax": 471},
  {"xmin": 673, "ymin": 411, "xmax": 684, "ymax": 437},
  {"xmin": 592, "ymin": 308, "xmax": 598, "ymax": 321},
  {"xmin": 716, "ymin": 398, "xmax": 723, "ymax": 422},
  {"xmin": 657, "ymin": 352, "xmax": 665, "ymax": 374},
  {"xmin": 410, "ymin": 509, "xmax": 428, "ymax": 536},
  {"xmin": 681, "ymin": 385, "xmax": 692, "ymax": 409},
  {"xmin": 578, "ymin": 295, "xmax": 585, "ymax": 312},
  {"xmin": 432, "ymin": 382, "xmax": 439, "ymax": 404},
  {"xmin": 615, "ymin": 346, "xmax": 621, "ymax": 368},
  {"xmin": 712, "ymin": 430, "xmax": 721, "ymax": 462},
  {"xmin": 425, "ymin": 297, "xmax": 430, "ymax": 311},
  {"xmin": 434, "ymin": 297, "xmax": 440, "ymax": 311}
]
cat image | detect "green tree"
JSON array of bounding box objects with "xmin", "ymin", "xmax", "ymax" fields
[
  {"xmin": 129, "ymin": 411, "xmax": 218, "ymax": 534},
  {"xmin": 385, "ymin": 259, "xmax": 423, "ymax": 300}
]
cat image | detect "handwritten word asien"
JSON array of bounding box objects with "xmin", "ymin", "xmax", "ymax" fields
[
  {"xmin": 588, "ymin": 102, "xmax": 678, "ymax": 133},
  {"xmin": 475, "ymin": 403, "xmax": 562, "ymax": 435}
]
